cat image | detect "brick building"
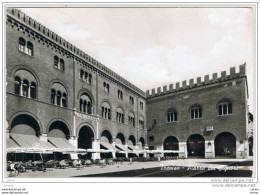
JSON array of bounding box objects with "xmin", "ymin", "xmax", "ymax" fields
[
  {"xmin": 146, "ymin": 64, "xmax": 249, "ymax": 159},
  {"xmin": 5, "ymin": 8, "xmax": 249, "ymax": 160},
  {"xmin": 6, "ymin": 8, "xmax": 146, "ymax": 160}
]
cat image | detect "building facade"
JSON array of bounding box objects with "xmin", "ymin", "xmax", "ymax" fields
[
  {"xmin": 5, "ymin": 8, "xmax": 249, "ymax": 160},
  {"xmin": 145, "ymin": 64, "xmax": 249, "ymax": 159},
  {"xmin": 6, "ymin": 9, "xmax": 147, "ymax": 160}
]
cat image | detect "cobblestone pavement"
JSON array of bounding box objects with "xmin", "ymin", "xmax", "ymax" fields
[{"xmin": 5, "ymin": 158, "xmax": 253, "ymax": 178}]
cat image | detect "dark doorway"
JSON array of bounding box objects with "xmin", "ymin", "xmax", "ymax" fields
[
  {"xmin": 215, "ymin": 132, "xmax": 236, "ymax": 158},
  {"xmin": 187, "ymin": 134, "xmax": 205, "ymax": 157},
  {"xmin": 78, "ymin": 126, "xmax": 94, "ymax": 159},
  {"xmin": 163, "ymin": 136, "xmax": 179, "ymax": 157}
]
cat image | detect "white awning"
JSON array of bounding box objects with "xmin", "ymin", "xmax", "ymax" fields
[
  {"xmin": 10, "ymin": 133, "xmax": 56, "ymax": 153},
  {"xmin": 115, "ymin": 144, "xmax": 133, "ymax": 153},
  {"xmin": 100, "ymin": 142, "xmax": 119, "ymax": 152}
]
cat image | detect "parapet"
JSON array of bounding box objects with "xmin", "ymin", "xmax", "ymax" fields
[
  {"xmin": 146, "ymin": 63, "xmax": 247, "ymax": 98},
  {"xmin": 6, "ymin": 8, "xmax": 145, "ymax": 97}
]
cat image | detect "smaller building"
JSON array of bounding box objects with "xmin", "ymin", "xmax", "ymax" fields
[{"xmin": 146, "ymin": 64, "xmax": 249, "ymax": 159}]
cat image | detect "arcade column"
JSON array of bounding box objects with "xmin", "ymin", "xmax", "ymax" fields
[
  {"xmin": 205, "ymin": 140, "xmax": 215, "ymax": 158},
  {"xmin": 69, "ymin": 136, "xmax": 78, "ymax": 147},
  {"xmin": 236, "ymin": 139, "xmax": 249, "ymax": 159},
  {"xmin": 92, "ymin": 139, "xmax": 101, "ymax": 160},
  {"xmin": 39, "ymin": 133, "xmax": 48, "ymax": 142},
  {"xmin": 111, "ymin": 142, "xmax": 116, "ymax": 159},
  {"xmin": 179, "ymin": 142, "xmax": 188, "ymax": 159}
]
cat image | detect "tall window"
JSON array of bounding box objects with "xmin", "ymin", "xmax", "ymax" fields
[
  {"xmin": 128, "ymin": 112, "xmax": 135, "ymax": 127},
  {"xmin": 80, "ymin": 70, "xmax": 84, "ymax": 80},
  {"xmin": 118, "ymin": 90, "xmax": 123, "ymax": 99},
  {"xmin": 54, "ymin": 56, "xmax": 59, "ymax": 68},
  {"xmin": 79, "ymin": 70, "xmax": 92, "ymax": 84},
  {"xmin": 18, "ymin": 37, "xmax": 25, "ymax": 52},
  {"xmin": 218, "ymin": 102, "xmax": 232, "ymax": 115},
  {"xmin": 190, "ymin": 106, "xmax": 202, "ymax": 119},
  {"xmin": 167, "ymin": 110, "xmax": 177, "ymax": 122},
  {"xmin": 57, "ymin": 91, "xmax": 61, "ymax": 106},
  {"xmin": 139, "ymin": 119, "xmax": 144, "ymax": 129},
  {"xmin": 54, "ymin": 56, "xmax": 65, "ymax": 71},
  {"xmin": 101, "ymin": 102, "xmax": 111, "ymax": 120},
  {"xmin": 51, "ymin": 89, "xmax": 56, "ymax": 104},
  {"xmin": 79, "ymin": 93, "xmax": 92, "ymax": 114},
  {"xmin": 14, "ymin": 76, "xmax": 21, "ymax": 95},
  {"xmin": 22, "ymin": 80, "xmax": 29, "ymax": 97},
  {"xmin": 88, "ymin": 74, "xmax": 92, "ymax": 84},
  {"xmin": 51, "ymin": 83, "xmax": 67, "ymax": 107},
  {"xmin": 129, "ymin": 96, "xmax": 134, "ymax": 105},
  {"xmin": 18, "ymin": 37, "xmax": 33, "ymax": 56},
  {"xmin": 116, "ymin": 108, "xmax": 124, "ymax": 123},
  {"xmin": 26, "ymin": 42, "xmax": 33, "ymax": 56},
  {"xmin": 30, "ymin": 82, "xmax": 36, "ymax": 99},
  {"xmin": 62, "ymin": 93, "xmax": 67, "ymax": 107},
  {"xmin": 104, "ymin": 82, "xmax": 110, "ymax": 92},
  {"xmin": 60, "ymin": 59, "xmax": 65, "ymax": 71},
  {"xmin": 140, "ymin": 102, "xmax": 144, "ymax": 110}
]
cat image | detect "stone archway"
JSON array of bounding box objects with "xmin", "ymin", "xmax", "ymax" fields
[
  {"xmin": 187, "ymin": 134, "xmax": 205, "ymax": 157},
  {"xmin": 78, "ymin": 125, "xmax": 95, "ymax": 149},
  {"xmin": 215, "ymin": 132, "xmax": 236, "ymax": 158},
  {"xmin": 163, "ymin": 136, "xmax": 179, "ymax": 157},
  {"xmin": 10, "ymin": 114, "xmax": 41, "ymax": 136}
]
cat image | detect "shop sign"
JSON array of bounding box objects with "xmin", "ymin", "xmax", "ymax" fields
[{"xmin": 75, "ymin": 112, "xmax": 99, "ymax": 121}]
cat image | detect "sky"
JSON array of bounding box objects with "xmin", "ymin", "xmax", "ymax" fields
[{"xmin": 19, "ymin": 7, "xmax": 255, "ymax": 112}]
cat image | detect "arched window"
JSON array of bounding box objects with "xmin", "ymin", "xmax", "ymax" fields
[
  {"xmin": 30, "ymin": 82, "xmax": 36, "ymax": 99},
  {"xmin": 51, "ymin": 89, "xmax": 56, "ymax": 104},
  {"xmin": 128, "ymin": 112, "xmax": 135, "ymax": 126},
  {"xmin": 190, "ymin": 105, "xmax": 202, "ymax": 119},
  {"xmin": 79, "ymin": 93, "xmax": 92, "ymax": 114},
  {"xmin": 167, "ymin": 109, "xmax": 177, "ymax": 122},
  {"xmin": 80, "ymin": 70, "xmax": 84, "ymax": 80},
  {"xmin": 62, "ymin": 93, "xmax": 67, "ymax": 107},
  {"xmin": 101, "ymin": 102, "xmax": 111, "ymax": 120},
  {"xmin": 129, "ymin": 96, "xmax": 134, "ymax": 105},
  {"xmin": 22, "ymin": 79, "xmax": 29, "ymax": 97},
  {"xmin": 51, "ymin": 83, "xmax": 67, "ymax": 107},
  {"xmin": 18, "ymin": 37, "xmax": 25, "ymax": 52},
  {"xmin": 26, "ymin": 41, "xmax": 33, "ymax": 56},
  {"xmin": 218, "ymin": 101, "xmax": 232, "ymax": 115},
  {"xmin": 57, "ymin": 91, "xmax": 61, "ymax": 106},
  {"xmin": 87, "ymin": 101, "xmax": 91, "ymax": 114},
  {"xmin": 140, "ymin": 101, "xmax": 144, "ymax": 110},
  {"xmin": 79, "ymin": 99, "xmax": 83, "ymax": 112},
  {"xmin": 54, "ymin": 56, "xmax": 65, "ymax": 71},
  {"xmin": 14, "ymin": 70, "xmax": 37, "ymax": 99},
  {"xmin": 14, "ymin": 76, "xmax": 21, "ymax": 95},
  {"xmin": 84, "ymin": 72, "xmax": 88, "ymax": 81},
  {"xmin": 60, "ymin": 59, "xmax": 65, "ymax": 71},
  {"xmin": 54, "ymin": 56, "xmax": 59, "ymax": 68},
  {"xmin": 104, "ymin": 82, "xmax": 109, "ymax": 92},
  {"xmin": 83, "ymin": 100, "xmax": 87, "ymax": 113},
  {"xmin": 118, "ymin": 90, "xmax": 123, "ymax": 99},
  {"xmin": 116, "ymin": 108, "xmax": 124, "ymax": 123},
  {"xmin": 103, "ymin": 82, "xmax": 106, "ymax": 91},
  {"xmin": 139, "ymin": 117, "xmax": 144, "ymax": 129},
  {"xmin": 88, "ymin": 74, "xmax": 92, "ymax": 84},
  {"xmin": 107, "ymin": 83, "xmax": 110, "ymax": 92}
]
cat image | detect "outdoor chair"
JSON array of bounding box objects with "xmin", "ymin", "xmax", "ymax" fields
[
  {"xmin": 9, "ymin": 163, "xmax": 19, "ymax": 177},
  {"xmin": 85, "ymin": 160, "xmax": 92, "ymax": 167},
  {"xmin": 16, "ymin": 163, "xmax": 27, "ymax": 173},
  {"xmin": 107, "ymin": 159, "xmax": 114, "ymax": 165},
  {"xmin": 59, "ymin": 160, "xmax": 69, "ymax": 169},
  {"xmin": 99, "ymin": 159, "xmax": 106, "ymax": 167},
  {"xmin": 72, "ymin": 160, "xmax": 84, "ymax": 170},
  {"xmin": 94, "ymin": 159, "xmax": 100, "ymax": 166}
]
